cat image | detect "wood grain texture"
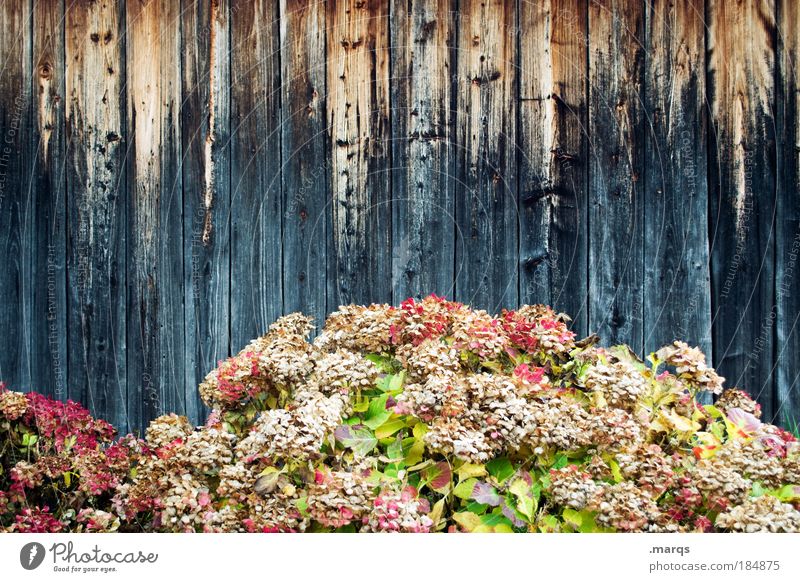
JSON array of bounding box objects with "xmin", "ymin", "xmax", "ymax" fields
[
  {"xmin": 454, "ymin": 0, "xmax": 518, "ymax": 312},
  {"xmin": 126, "ymin": 0, "xmax": 184, "ymax": 432},
  {"xmin": 182, "ymin": 0, "xmax": 231, "ymax": 423},
  {"xmin": 230, "ymin": 0, "xmax": 283, "ymax": 349},
  {"xmin": 707, "ymin": 0, "xmax": 777, "ymax": 419},
  {"xmin": 390, "ymin": 0, "xmax": 456, "ymax": 301},
  {"xmin": 643, "ymin": 0, "xmax": 712, "ymax": 356},
  {"xmin": 776, "ymin": 0, "xmax": 800, "ymax": 424},
  {"xmin": 327, "ymin": 0, "xmax": 392, "ymax": 307},
  {"xmin": 30, "ymin": 0, "xmax": 67, "ymax": 400},
  {"xmin": 519, "ymin": 0, "xmax": 589, "ymax": 335},
  {"xmin": 588, "ymin": 0, "xmax": 645, "ymax": 350},
  {"xmin": 65, "ymin": 0, "xmax": 128, "ymax": 430},
  {"xmin": 0, "ymin": 0, "xmax": 31, "ymax": 391},
  {"xmin": 281, "ymin": 0, "xmax": 329, "ymax": 328}
]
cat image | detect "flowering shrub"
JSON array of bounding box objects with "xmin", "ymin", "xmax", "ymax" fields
[{"xmin": 2, "ymin": 295, "xmax": 800, "ymax": 532}]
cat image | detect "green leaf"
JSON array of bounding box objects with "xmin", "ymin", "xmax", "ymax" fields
[
  {"xmin": 386, "ymin": 437, "xmax": 404, "ymax": 463},
  {"xmin": 63, "ymin": 472, "xmax": 71, "ymax": 488},
  {"xmin": 365, "ymin": 353, "xmax": 395, "ymax": 373},
  {"xmin": 486, "ymin": 458, "xmax": 514, "ymax": 482},
  {"xmin": 563, "ymin": 508, "xmax": 583, "ymax": 529},
  {"xmin": 389, "ymin": 371, "xmax": 406, "ymax": 392},
  {"xmin": 552, "ymin": 454, "xmax": 569, "ymax": 470},
  {"xmin": 334, "ymin": 424, "xmax": 378, "ymax": 456},
  {"xmin": 295, "ymin": 496, "xmax": 309, "ymax": 517},
  {"xmin": 453, "ymin": 477, "xmax": 478, "ymax": 499},
  {"xmin": 509, "ymin": 478, "xmax": 536, "ymax": 519},
  {"xmin": 364, "ymin": 394, "xmax": 392, "ymax": 429},
  {"xmin": 375, "ymin": 419, "xmax": 406, "ymax": 439},
  {"xmin": 453, "ymin": 512, "xmax": 482, "ymax": 532},
  {"xmin": 403, "ymin": 438, "xmax": 425, "ymax": 466},
  {"xmin": 608, "ymin": 459, "xmax": 623, "ymax": 483},
  {"xmin": 412, "ymin": 423, "xmax": 429, "ymax": 439},
  {"xmin": 456, "ymin": 462, "xmax": 487, "ymax": 480}
]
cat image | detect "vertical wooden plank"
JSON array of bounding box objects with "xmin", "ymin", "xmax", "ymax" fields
[
  {"xmin": 707, "ymin": 0, "xmax": 777, "ymax": 418},
  {"xmin": 230, "ymin": 0, "xmax": 282, "ymax": 349},
  {"xmin": 454, "ymin": 0, "xmax": 518, "ymax": 312},
  {"xmin": 643, "ymin": 0, "xmax": 712, "ymax": 357},
  {"xmin": 390, "ymin": 0, "xmax": 456, "ymax": 301},
  {"xmin": 31, "ymin": 0, "xmax": 67, "ymax": 401},
  {"xmin": 126, "ymin": 0, "xmax": 184, "ymax": 432},
  {"xmin": 281, "ymin": 0, "xmax": 328, "ymax": 327},
  {"xmin": 588, "ymin": 0, "xmax": 645, "ymax": 350},
  {"xmin": 0, "ymin": 0, "xmax": 31, "ymax": 390},
  {"xmin": 65, "ymin": 0, "xmax": 127, "ymax": 429},
  {"xmin": 776, "ymin": 0, "xmax": 800, "ymax": 425},
  {"xmin": 182, "ymin": 0, "xmax": 231, "ymax": 423},
  {"xmin": 518, "ymin": 0, "xmax": 589, "ymax": 334},
  {"xmin": 327, "ymin": 0, "xmax": 392, "ymax": 307}
]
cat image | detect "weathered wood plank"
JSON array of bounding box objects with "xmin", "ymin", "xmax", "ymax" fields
[
  {"xmin": 182, "ymin": 0, "xmax": 231, "ymax": 424},
  {"xmin": 454, "ymin": 0, "xmax": 518, "ymax": 312},
  {"xmin": 776, "ymin": 0, "xmax": 800, "ymax": 425},
  {"xmin": 126, "ymin": 0, "xmax": 185, "ymax": 432},
  {"xmin": 230, "ymin": 0, "xmax": 282, "ymax": 349},
  {"xmin": 390, "ymin": 0, "xmax": 456, "ymax": 302},
  {"xmin": 643, "ymin": 0, "xmax": 712, "ymax": 358},
  {"xmin": 588, "ymin": 0, "xmax": 645, "ymax": 350},
  {"xmin": 281, "ymin": 0, "xmax": 329, "ymax": 328},
  {"xmin": 30, "ymin": 0, "xmax": 67, "ymax": 400},
  {"xmin": 519, "ymin": 0, "xmax": 589, "ymax": 334},
  {"xmin": 0, "ymin": 0, "xmax": 31, "ymax": 391},
  {"xmin": 65, "ymin": 0, "xmax": 128, "ymax": 430},
  {"xmin": 707, "ymin": 0, "xmax": 777, "ymax": 418},
  {"xmin": 327, "ymin": 0, "xmax": 392, "ymax": 307}
]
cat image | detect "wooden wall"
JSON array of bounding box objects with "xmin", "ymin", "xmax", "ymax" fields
[{"xmin": 0, "ymin": 0, "xmax": 797, "ymax": 432}]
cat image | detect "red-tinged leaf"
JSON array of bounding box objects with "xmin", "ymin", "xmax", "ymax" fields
[{"xmin": 423, "ymin": 461, "xmax": 452, "ymax": 493}]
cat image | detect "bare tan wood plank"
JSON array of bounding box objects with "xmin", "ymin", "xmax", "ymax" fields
[
  {"xmin": 454, "ymin": 0, "xmax": 518, "ymax": 312},
  {"xmin": 65, "ymin": 0, "xmax": 127, "ymax": 429},
  {"xmin": 327, "ymin": 0, "xmax": 392, "ymax": 307},
  {"xmin": 519, "ymin": 0, "xmax": 588, "ymax": 334},
  {"xmin": 588, "ymin": 0, "xmax": 645, "ymax": 350},
  {"xmin": 126, "ymin": 0, "xmax": 184, "ymax": 432},
  {"xmin": 707, "ymin": 0, "xmax": 777, "ymax": 418}
]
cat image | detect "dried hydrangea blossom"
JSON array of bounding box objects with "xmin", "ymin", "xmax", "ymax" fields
[
  {"xmin": 716, "ymin": 388, "xmax": 762, "ymax": 418},
  {"xmin": 0, "ymin": 389, "xmax": 28, "ymax": 420},
  {"xmin": 397, "ymin": 373, "xmax": 469, "ymax": 420},
  {"xmin": 689, "ymin": 456, "xmax": 752, "ymax": 507},
  {"xmin": 183, "ymin": 428, "xmax": 236, "ymax": 473},
  {"xmin": 145, "ymin": 413, "xmax": 194, "ymax": 449},
  {"xmin": 306, "ymin": 467, "xmax": 376, "ymax": 528},
  {"xmin": 587, "ymin": 481, "xmax": 661, "ymax": 532},
  {"xmin": 424, "ymin": 417, "xmax": 500, "ymax": 462},
  {"xmin": 314, "ymin": 303, "xmax": 398, "ymax": 353},
  {"xmin": 548, "ymin": 465, "xmax": 604, "ymax": 510},
  {"xmin": 655, "ymin": 341, "xmax": 724, "ymax": 395},
  {"xmin": 583, "ymin": 358, "xmax": 647, "ymax": 412},
  {"xmin": 396, "ymin": 339, "xmax": 461, "ymax": 382},
  {"xmin": 76, "ymin": 508, "xmax": 121, "ymax": 533},
  {"xmin": 362, "ymin": 487, "xmax": 433, "ymax": 532},
  {"xmin": 313, "ymin": 349, "xmax": 380, "ymax": 395},
  {"xmin": 236, "ymin": 392, "xmax": 347, "ymax": 463},
  {"xmin": 589, "ymin": 408, "xmax": 645, "ymax": 453},
  {"xmin": 450, "ymin": 308, "xmax": 508, "ymax": 358},
  {"xmin": 199, "ymin": 314, "xmax": 316, "ymax": 410},
  {"xmin": 716, "ymin": 495, "xmax": 800, "ymax": 532},
  {"xmin": 526, "ymin": 399, "xmax": 594, "ymax": 453},
  {"xmin": 615, "ymin": 444, "xmax": 674, "ymax": 497},
  {"xmin": 500, "ymin": 306, "xmax": 576, "ymax": 357},
  {"xmin": 711, "ymin": 438, "xmax": 784, "ymax": 488}
]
